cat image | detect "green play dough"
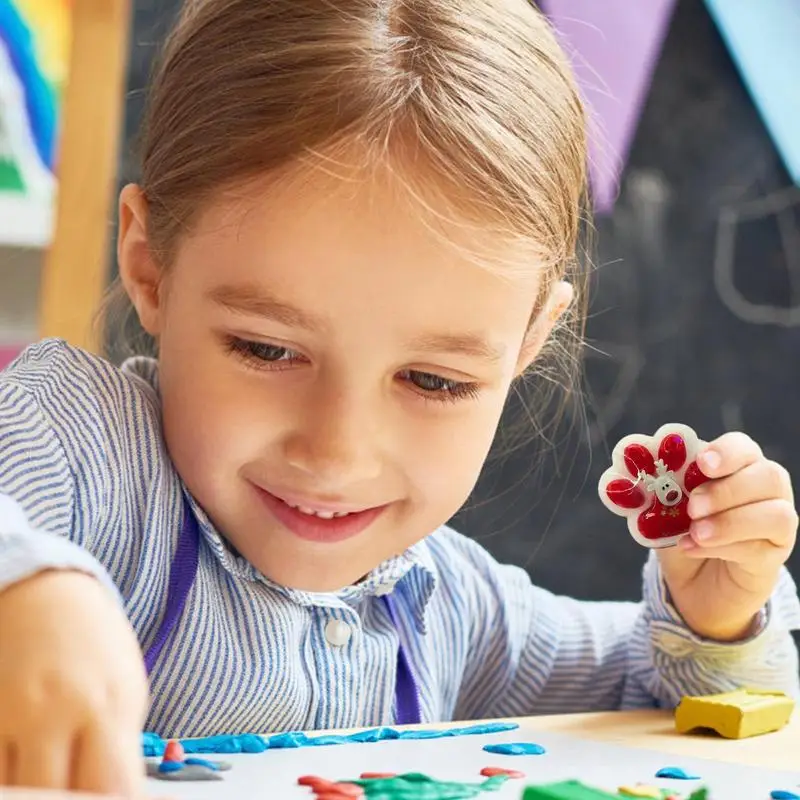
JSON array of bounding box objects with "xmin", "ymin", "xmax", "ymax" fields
[
  {"xmin": 344, "ymin": 772, "xmax": 509, "ymax": 798},
  {"xmin": 521, "ymin": 780, "xmax": 622, "ymax": 799}
]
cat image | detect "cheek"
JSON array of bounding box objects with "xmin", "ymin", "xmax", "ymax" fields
[
  {"xmin": 156, "ymin": 326, "xmax": 277, "ymax": 484},
  {"xmin": 406, "ymin": 393, "xmax": 509, "ymax": 519}
]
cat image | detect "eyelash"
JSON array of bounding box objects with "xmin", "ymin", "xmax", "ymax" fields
[
  {"xmin": 224, "ymin": 335, "xmax": 299, "ymax": 369},
  {"xmin": 223, "ymin": 336, "xmax": 481, "ymax": 404}
]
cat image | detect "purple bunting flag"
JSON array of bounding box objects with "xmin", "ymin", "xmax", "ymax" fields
[{"xmin": 540, "ymin": 0, "xmax": 678, "ymax": 214}]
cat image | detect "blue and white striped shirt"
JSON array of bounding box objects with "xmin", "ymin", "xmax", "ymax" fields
[{"xmin": 1, "ymin": 339, "xmax": 798, "ymax": 738}]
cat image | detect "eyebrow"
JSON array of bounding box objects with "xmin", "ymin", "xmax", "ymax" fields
[
  {"xmin": 208, "ymin": 283, "xmax": 505, "ymax": 362},
  {"xmin": 207, "ymin": 284, "xmax": 324, "ymax": 331},
  {"xmin": 409, "ymin": 333, "xmax": 506, "ymax": 363}
]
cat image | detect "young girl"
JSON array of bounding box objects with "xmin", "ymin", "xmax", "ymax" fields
[{"xmin": 0, "ymin": 0, "xmax": 798, "ymax": 795}]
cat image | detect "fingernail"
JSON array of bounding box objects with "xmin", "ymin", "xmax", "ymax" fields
[
  {"xmin": 701, "ymin": 449, "xmax": 721, "ymax": 471},
  {"xmin": 692, "ymin": 521, "xmax": 713, "ymax": 541}
]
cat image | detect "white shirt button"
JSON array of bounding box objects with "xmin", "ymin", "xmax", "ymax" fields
[{"xmin": 325, "ymin": 619, "xmax": 352, "ymax": 647}]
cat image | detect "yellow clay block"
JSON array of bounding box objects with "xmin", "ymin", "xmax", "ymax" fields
[
  {"xmin": 674, "ymin": 688, "xmax": 795, "ymax": 739},
  {"xmin": 617, "ymin": 785, "xmax": 662, "ymax": 798}
]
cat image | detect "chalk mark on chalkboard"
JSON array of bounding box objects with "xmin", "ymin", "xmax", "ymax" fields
[
  {"xmin": 713, "ymin": 186, "xmax": 800, "ymax": 327},
  {"xmin": 720, "ymin": 399, "xmax": 744, "ymax": 433}
]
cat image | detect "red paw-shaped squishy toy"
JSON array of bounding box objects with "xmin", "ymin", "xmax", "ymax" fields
[{"xmin": 598, "ymin": 423, "xmax": 711, "ymax": 548}]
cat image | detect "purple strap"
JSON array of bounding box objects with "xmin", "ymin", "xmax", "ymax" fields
[
  {"xmin": 143, "ymin": 500, "xmax": 422, "ymax": 726},
  {"xmin": 143, "ymin": 500, "xmax": 200, "ymax": 675},
  {"xmin": 382, "ymin": 594, "xmax": 423, "ymax": 726}
]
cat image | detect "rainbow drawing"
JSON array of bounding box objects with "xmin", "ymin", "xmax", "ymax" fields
[{"xmin": 0, "ymin": 0, "xmax": 70, "ymax": 199}]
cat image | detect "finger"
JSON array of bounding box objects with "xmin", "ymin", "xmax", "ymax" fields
[
  {"xmin": 688, "ymin": 459, "xmax": 795, "ymax": 519},
  {"xmin": 697, "ymin": 432, "xmax": 763, "ymax": 479},
  {"xmin": 678, "ymin": 536, "xmax": 785, "ymax": 567},
  {"xmin": 14, "ymin": 735, "xmax": 72, "ymax": 789},
  {"xmin": 688, "ymin": 498, "xmax": 798, "ymax": 550},
  {"xmin": 72, "ymin": 726, "xmax": 144, "ymax": 798}
]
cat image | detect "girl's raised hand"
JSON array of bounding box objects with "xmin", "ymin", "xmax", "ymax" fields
[{"xmin": 659, "ymin": 432, "xmax": 798, "ymax": 641}]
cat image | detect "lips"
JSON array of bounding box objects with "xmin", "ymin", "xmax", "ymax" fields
[{"xmin": 253, "ymin": 485, "xmax": 387, "ymax": 544}]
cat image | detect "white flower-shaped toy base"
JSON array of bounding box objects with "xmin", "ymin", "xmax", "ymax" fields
[{"xmin": 597, "ymin": 423, "xmax": 710, "ymax": 549}]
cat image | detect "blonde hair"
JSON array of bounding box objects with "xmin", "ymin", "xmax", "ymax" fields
[{"xmin": 104, "ymin": 0, "xmax": 589, "ymax": 432}]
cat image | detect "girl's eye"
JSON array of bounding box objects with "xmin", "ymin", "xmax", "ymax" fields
[
  {"xmin": 224, "ymin": 336, "xmax": 301, "ymax": 367},
  {"xmin": 400, "ymin": 370, "xmax": 481, "ymax": 403}
]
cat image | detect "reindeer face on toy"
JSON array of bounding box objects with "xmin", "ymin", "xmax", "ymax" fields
[
  {"xmin": 643, "ymin": 460, "xmax": 683, "ymax": 507},
  {"xmin": 598, "ymin": 424, "xmax": 711, "ymax": 548}
]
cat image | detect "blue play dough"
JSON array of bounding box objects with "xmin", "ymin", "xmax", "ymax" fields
[
  {"xmin": 482, "ymin": 742, "xmax": 546, "ymax": 756},
  {"xmin": 141, "ymin": 722, "xmax": 518, "ymax": 757},
  {"xmin": 770, "ymin": 791, "xmax": 800, "ymax": 799},
  {"xmin": 157, "ymin": 762, "xmax": 184, "ymax": 774},
  {"xmin": 655, "ymin": 767, "xmax": 700, "ymax": 780},
  {"xmin": 185, "ymin": 757, "xmax": 220, "ymax": 770}
]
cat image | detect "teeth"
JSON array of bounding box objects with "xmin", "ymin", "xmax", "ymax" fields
[{"xmin": 285, "ymin": 501, "xmax": 353, "ymax": 519}]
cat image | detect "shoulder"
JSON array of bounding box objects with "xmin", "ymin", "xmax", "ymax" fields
[
  {"xmin": 423, "ymin": 525, "xmax": 535, "ymax": 611},
  {"xmin": 1, "ymin": 340, "xmax": 180, "ymax": 584},
  {"xmin": 3, "ymin": 338, "xmax": 161, "ymax": 434},
  {"xmin": 1, "ymin": 338, "xmax": 168, "ymax": 497},
  {"xmin": 4, "ymin": 338, "xmax": 158, "ymax": 405}
]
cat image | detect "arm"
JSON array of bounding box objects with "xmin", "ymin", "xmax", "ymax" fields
[
  {"xmin": 449, "ymin": 533, "xmax": 800, "ymax": 719},
  {"xmin": 0, "ymin": 361, "xmax": 115, "ymax": 596},
  {"xmin": 0, "ymin": 348, "xmax": 149, "ymax": 794}
]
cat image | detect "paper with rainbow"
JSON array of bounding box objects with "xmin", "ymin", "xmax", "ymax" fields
[{"xmin": 0, "ymin": 0, "xmax": 70, "ymax": 227}]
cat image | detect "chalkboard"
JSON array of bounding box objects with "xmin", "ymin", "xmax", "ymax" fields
[{"xmin": 119, "ymin": 0, "xmax": 800, "ymax": 608}]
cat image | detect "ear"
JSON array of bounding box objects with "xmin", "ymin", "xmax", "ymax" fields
[
  {"xmin": 515, "ymin": 280, "xmax": 574, "ymax": 376},
  {"xmin": 117, "ymin": 184, "xmax": 164, "ymax": 337}
]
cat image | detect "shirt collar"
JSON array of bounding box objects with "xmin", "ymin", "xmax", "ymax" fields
[
  {"xmin": 190, "ymin": 492, "xmax": 439, "ymax": 633},
  {"xmin": 254, "ymin": 538, "xmax": 439, "ymax": 635}
]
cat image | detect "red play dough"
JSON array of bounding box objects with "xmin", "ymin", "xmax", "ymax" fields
[
  {"xmin": 330, "ymin": 784, "xmax": 365, "ymax": 797},
  {"xmin": 480, "ymin": 766, "xmax": 526, "ymax": 779},
  {"xmin": 298, "ymin": 775, "xmax": 335, "ymax": 789},
  {"xmin": 360, "ymin": 772, "xmax": 398, "ymax": 779},
  {"xmin": 162, "ymin": 740, "xmax": 185, "ymax": 763}
]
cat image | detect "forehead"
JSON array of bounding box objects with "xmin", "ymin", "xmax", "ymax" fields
[{"xmin": 176, "ymin": 157, "xmax": 544, "ymax": 338}]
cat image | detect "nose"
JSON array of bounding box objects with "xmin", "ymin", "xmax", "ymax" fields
[
  {"xmin": 666, "ymin": 489, "xmax": 679, "ymax": 503},
  {"xmin": 282, "ymin": 381, "xmax": 383, "ymax": 485}
]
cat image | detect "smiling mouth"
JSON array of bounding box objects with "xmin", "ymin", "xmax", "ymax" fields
[{"xmin": 252, "ymin": 485, "xmax": 388, "ymax": 543}]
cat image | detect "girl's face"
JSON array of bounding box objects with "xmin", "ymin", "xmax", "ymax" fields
[{"xmin": 119, "ymin": 164, "xmax": 569, "ymax": 591}]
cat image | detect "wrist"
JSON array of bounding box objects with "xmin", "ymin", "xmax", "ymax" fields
[{"xmin": 678, "ymin": 606, "xmax": 765, "ymax": 643}]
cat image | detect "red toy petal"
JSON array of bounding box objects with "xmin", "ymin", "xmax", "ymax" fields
[
  {"xmin": 623, "ymin": 443, "xmax": 656, "ymax": 477},
  {"xmin": 658, "ymin": 433, "xmax": 687, "ymax": 472},
  {"xmin": 637, "ymin": 496, "xmax": 692, "ymax": 539},
  {"xmin": 606, "ymin": 478, "xmax": 646, "ymax": 509},
  {"xmin": 683, "ymin": 460, "xmax": 710, "ymax": 492}
]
